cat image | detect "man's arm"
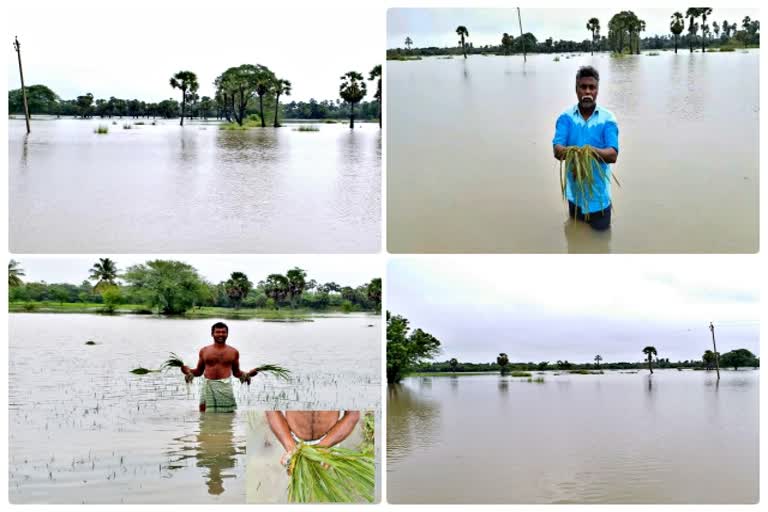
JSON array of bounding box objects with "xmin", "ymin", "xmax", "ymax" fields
[
  {"xmin": 552, "ymin": 113, "xmax": 569, "ymax": 161},
  {"xmin": 182, "ymin": 348, "xmax": 205, "ymax": 378},
  {"xmin": 553, "ymin": 144, "xmax": 567, "ymax": 160},
  {"xmin": 316, "ymin": 411, "xmax": 361, "ymax": 448},
  {"xmin": 592, "ymin": 146, "xmax": 617, "ymax": 164},
  {"xmin": 266, "ymin": 411, "xmax": 297, "ymax": 455}
]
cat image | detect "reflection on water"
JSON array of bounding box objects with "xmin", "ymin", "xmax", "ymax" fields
[
  {"xmin": 9, "ymin": 313, "xmax": 380, "ymax": 503},
  {"xmin": 388, "ymin": 370, "xmax": 758, "ymax": 504},
  {"xmin": 388, "ymin": 51, "xmax": 759, "ymax": 253},
  {"xmin": 9, "ymin": 120, "xmax": 380, "ymax": 253}
]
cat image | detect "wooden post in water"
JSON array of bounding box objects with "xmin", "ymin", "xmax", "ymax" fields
[
  {"xmin": 709, "ymin": 322, "xmax": 720, "ymax": 380},
  {"xmin": 13, "ymin": 36, "xmax": 31, "ymax": 134},
  {"xmin": 517, "ymin": 7, "xmax": 526, "ymax": 63}
]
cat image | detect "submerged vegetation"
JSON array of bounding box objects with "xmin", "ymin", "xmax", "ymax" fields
[
  {"xmin": 387, "ymin": 311, "xmax": 441, "ymax": 383},
  {"xmin": 94, "ymin": 124, "xmax": 108, "ymax": 134},
  {"xmin": 287, "ymin": 444, "xmax": 375, "ymax": 503},
  {"xmin": 559, "ymin": 145, "xmax": 621, "ymax": 212}
]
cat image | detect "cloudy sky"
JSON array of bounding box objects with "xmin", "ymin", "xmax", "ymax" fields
[
  {"xmin": 388, "ymin": 256, "xmax": 760, "ymax": 364},
  {"xmin": 387, "ymin": 8, "xmax": 760, "ymax": 48},
  {"xmin": 15, "ymin": 255, "xmax": 381, "ymax": 288},
  {"xmin": 8, "ymin": 1, "xmax": 383, "ymax": 102}
]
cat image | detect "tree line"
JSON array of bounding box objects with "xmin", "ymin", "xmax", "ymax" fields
[
  {"xmin": 387, "ymin": 8, "xmax": 759, "ymax": 58},
  {"xmin": 8, "ymin": 259, "xmax": 381, "ymax": 315},
  {"xmin": 9, "ymin": 63, "xmax": 382, "ymax": 129}
]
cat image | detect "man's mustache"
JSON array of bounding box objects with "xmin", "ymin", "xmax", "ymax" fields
[{"xmin": 581, "ymin": 95, "xmax": 594, "ymax": 102}]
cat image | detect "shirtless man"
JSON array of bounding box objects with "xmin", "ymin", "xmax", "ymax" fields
[
  {"xmin": 265, "ymin": 411, "xmax": 361, "ymax": 468},
  {"xmin": 181, "ymin": 322, "xmax": 261, "ymax": 412}
]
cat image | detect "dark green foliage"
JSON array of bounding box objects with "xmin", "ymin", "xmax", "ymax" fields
[
  {"xmin": 719, "ymin": 349, "xmax": 759, "ymax": 370},
  {"xmin": 387, "ymin": 312, "xmax": 441, "ymax": 383}
]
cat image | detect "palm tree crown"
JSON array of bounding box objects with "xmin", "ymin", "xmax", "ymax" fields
[
  {"xmin": 89, "ymin": 258, "xmax": 119, "ymax": 290},
  {"xmin": 9, "ymin": 259, "xmax": 25, "ymax": 287}
]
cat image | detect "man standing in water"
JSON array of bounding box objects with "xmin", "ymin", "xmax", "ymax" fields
[
  {"xmin": 552, "ymin": 66, "xmax": 620, "ymax": 231},
  {"xmin": 266, "ymin": 411, "xmax": 361, "ymax": 468},
  {"xmin": 181, "ymin": 322, "xmax": 260, "ymax": 412}
]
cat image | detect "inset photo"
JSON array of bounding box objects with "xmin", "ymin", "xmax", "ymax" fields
[
  {"xmin": 387, "ymin": 256, "xmax": 759, "ymax": 503},
  {"xmin": 245, "ymin": 410, "xmax": 379, "ymax": 503},
  {"xmin": 8, "ymin": 255, "xmax": 381, "ymax": 504},
  {"xmin": 9, "ymin": 4, "xmax": 382, "ymax": 253},
  {"xmin": 387, "ymin": 8, "xmax": 759, "ymax": 253}
]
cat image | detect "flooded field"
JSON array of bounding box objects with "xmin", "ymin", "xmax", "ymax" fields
[
  {"xmin": 388, "ymin": 370, "xmax": 758, "ymax": 503},
  {"xmin": 9, "ymin": 119, "xmax": 380, "ymax": 253},
  {"xmin": 8, "ymin": 313, "xmax": 380, "ymax": 503},
  {"xmin": 387, "ymin": 51, "xmax": 759, "ymax": 253}
]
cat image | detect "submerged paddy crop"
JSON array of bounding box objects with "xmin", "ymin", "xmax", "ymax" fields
[
  {"xmin": 558, "ymin": 145, "xmax": 621, "ymax": 214},
  {"xmin": 94, "ymin": 125, "xmax": 109, "ymax": 134},
  {"xmin": 287, "ymin": 444, "xmax": 375, "ymax": 503},
  {"xmin": 293, "ymin": 125, "xmax": 320, "ymax": 132}
]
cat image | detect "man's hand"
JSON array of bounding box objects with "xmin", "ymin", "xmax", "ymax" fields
[
  {"xmin": 184, "ymin": 373, "xmax": 195, "ymax": 384},
  {"xmin": 239, "ymin": 374, "xmax": 251, "ymax": 385},
  {"xmin": 591, "ymin": 146, "xmax": 618, "ymax": 164},
  {"xmin": 553, "ymin": 144, "xmax": 567, "ymax": 161}
]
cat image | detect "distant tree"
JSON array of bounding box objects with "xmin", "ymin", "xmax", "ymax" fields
[
  {"xmin": 366, "ymin": 278, "xmax": 382, "ymax": 312},
  {"xmin": 449, "ymin": 358, "xmax": 459, "ymax": 372},
  {"xmin": 368, "ymin": 65, "xmax": 382, "ymax": 128},
  {"xmin": 699, "ymin": 8, "xmax": 713, "ymax": 52},
  {"xmin": 286, "ymin": 267, "xmax": 307, "ymax": 307},
  {"xmin": 670, "ymin": 12, "xmax": 685, "ymax": 53},
  {"xmin": 264, "ymin": 273, "xmax": 290, "ymax": 306},
  {"xmin": 642, "ymin": 346, "xmax": 658, "ymax": 374},
  {"xmin": 556, "ymin": 360, "xmax": 573, "ymax": 370},
  {"xmin": 272, "ymin": 78, "xmax": 292, "ymax": 128},
  {"xmin": 76, "ymin": 93, "xmax": 94, "ymax": 118},
  {"xmin": 122, "ymin": 260, "xmax": 207, "ymax": 315},
  {"xmin": 594, "ymin": 354, "xmax": 603, "ymax": 369},
  {"xmin": 339, "ymin": 71, "xmax": 367, "ymax": 129},
  {"xmin": 405, "ymin": 36, "xmax": 413, "ymax": 51},
  {"xmin": 686, "ymin": 9, "xmax": 701, "ymax": 52},
  {"xmin": 254, "ymin": 66, "xmax": 277, "ymax": 127},
  {"xmin": 586, "ymin": 18, "xmax": 600, "ymax": 55},
  {"xmin": 169, "ymin": 71, "xmax": 198, "ymax": 126},
  {"xmin": 89, "ymin": 258, "xmax": 119, "ymax": 292},
  {"xmin": 8, "ymin": 260, "xmax": 25, "ymax": 287},
  {"xmin": 100, "ymin": 285, "xmax": 122, "ymax": 313},
  {"xmin": 497, "ymin": 353, "xmax": 510, "ymax": 375},
  {"xmin": 501, "ymin": 33, "xmax": 514, "ymax": 55},
  {"xmin": 224, "ymin": 272, "xmax": 253, "ymax": 309},
  {"xmin": 720, "ymin": 349, "xmax": 758, "ymax": 370},
  {"xmin": 456, "ymin": 26, "xmax": 470, "ymax": 58},
  {"xmin": 702, "ymin": 349, "xmax": 718, "ymax": 370},
  {"xmin": 387, "ymin": 311, "xmax": 441, "ymax": 383},
  {"xmin": 8, "ymin": 84, "xmax": 59, "ymax": 115},
  {"xmin": 537, "ymin": 361, "xmax": 549, "ymax": 371}
]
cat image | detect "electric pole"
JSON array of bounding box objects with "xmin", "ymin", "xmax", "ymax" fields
[
  {"xmin": 13, "ymin": 36, "xmax": 31, "ymax": 134},
  {"xmin": 517, "ymin": 7, "xmax": 526, "ymax": 63},
  {"xmin": 709, "ymin": 322, "xmax": 720, "ymax": 380}
]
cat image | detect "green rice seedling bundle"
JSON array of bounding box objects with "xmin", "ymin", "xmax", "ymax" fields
[
  {"xmin": 130, "ymin": 366, "xmax": 159, "ymax": 375},
  {"xmin": 161, "ymin": 352, "xmax": 185, "ymax": 371},
  {"xmin": 559, "ymin": 144, "xmax": 621, "ymax": 214},
  {"xmin": 254, "ymin": 364, "xmax": 291, "ymax": 380},
  {"xmin": 287, "ymin": 443, "xmax": 375, "ymax": 503}
]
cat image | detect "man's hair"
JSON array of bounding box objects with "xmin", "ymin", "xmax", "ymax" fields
[
  {"xmin": 211, "ymin": 321, "xmax": 229, "ymax": 333},
  {"xmin": 576, "ymin": 66, "xmax": 600, "ymax": 82}
]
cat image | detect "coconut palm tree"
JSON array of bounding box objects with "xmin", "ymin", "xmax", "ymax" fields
[
  {"xmin": 89, "ymin": 258, "xmax": 119, "ymax": 291},
  {"xmin": 670, "ymin": 12, "xmax": 685, "ymax": 53},
  {"xmin": 8, "ymin": 259, "xmax": 25, "ymax": 287},
  {"xmin": 272, "ymin": 78, "xmax": 291, "ymax": 128},
  {"xmin": 587, "ymin": 18, "xmax": 600, "ymax": 55},
  {"xmin": 456, "ymin": 26, "xmax": 469, "ymax": 58},
  {"xmin": 700, "ymin": 8, "xmax": 713, "ymax": 52},
  {"xmin": 404, "ymin": 36, "xmax": 413, "ymax": 51},
  {"xmin": 642, "ymin": 346, "xmax": 657, "ymax": 374},
  {"xmin": 169, "ymin": 71, "xmax": 198, "ymax": 126},
  {"xmin": 594, "ymin": 354, "xmax": 603, "ymax": 369},
  {"xmin": 497, "ymin": 353, "xmax": 510, "ymax": 375},
  {"xmin": 368, "ymin": 65, "xmax": 382, "ymax": 129},
  {"xmin": 339, "ymin": 71, "xmax": 367, "ymax": 130}
]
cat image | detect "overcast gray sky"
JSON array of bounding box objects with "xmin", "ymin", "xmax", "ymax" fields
[
  {"xmin": 15, "ymin": 255, "xmax": 380, "ymax": 288},
  {"xmin": 387, "ymin": 8, "xmax": 760, "ymax": 48},
  {"xmin": 388, "ymin": 257, "xmax": 760, "ymax": 364},
  {"xmin": 8, "ymin": 1, "xmax": 382, "ymax": 102}
]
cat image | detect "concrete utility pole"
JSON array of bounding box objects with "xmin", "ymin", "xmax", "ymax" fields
[
  {"xmin": 517, "ymin": 7, "xmax": 527, "ymax": 63},
  {"xmin": 709, "ymin": 322, "xmax": 720, "ymax": 380},
  {"xmin": 13, "ymin": 36, "xmax": 31, "ymax": 134}
]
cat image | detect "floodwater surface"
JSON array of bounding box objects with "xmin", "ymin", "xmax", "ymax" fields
[
  {"xmin": 387, "ymin": 51, "xmax": 759, "ymax": 253},
  {"xmin": 8, "ymin": 313, "xmax": 380, "ymax": 503},
  {"xmin": 387, "ymin": 370, "xmax": 758, "ymax": 503},
  {"xmin": 9, "ymin": 119, "xmax": 380, "ymax": 253}
]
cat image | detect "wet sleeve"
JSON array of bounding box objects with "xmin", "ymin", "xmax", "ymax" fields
[
  {"xmin": 552, "ymin": 114, "xmax": 569, "ymax": 146},
  {"xmin": 604, "ymin": 120, "xmax": 619, "ymax": 153}
]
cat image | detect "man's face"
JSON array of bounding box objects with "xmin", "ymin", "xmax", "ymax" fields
[
  {"xmin": 576, "ymin": 77, "xmax": 599, "ymax": 108},
  {"xmin": 212, "ymin": 327, "xmax": 228, "ymax": 344}
]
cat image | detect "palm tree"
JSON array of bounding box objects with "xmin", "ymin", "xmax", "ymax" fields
[
  {"xmin": 89, "ymin": 258, "xmax": 119, "ymax": 291},
  {"xmin": 686, "ymin": 9, "xmax": 700, "ymax": 52},
  {"xmin": 642, "ymin": 346, "xmax": 658, "ymax": 374},
  {"xmin": 634, "ymin": 18, "xmax": 646, "ymax": 54},
  {"xmin": 449, "ymin": 358, "xmax": 459, "ymax": 373},
  {"xmin": 224, "ymin": 271, "xmax": 253, "ymax": 309},
  {"xmin": 712, "ymin": 21, "xmax": 720, "ymax": 40},
  {"xmin": 169, "ymin": 71, "xmax": 198, "ymax": 126},
  {"xmin": 8, "ymin": 259, "xmax": 25, "ymax": 287},
  {"xmin": 702, "ymin": 350, "xmax": 716, "ymax": 370},
  {"xmin": 272, "ymin": 78, "xmax": 291, "ymax": 128},
  {"xmin": 670, "ymin": 12, "xmax": 685, "ymax": 53},
  {"xmin": 586, "ymin": 18, "xmax": 600, "ymax": 55},
  {"xmin": 700, "ymin": 8, "xmax": 713, "ymax": 52},
  {"xmin": 404, "ymin": 36, "xmax": 413, "ymax": 51},
  {"xmin": 456, "ymin": 26, "xmax": 469, "ymax": 58},
  {"xmin": 368, "ymin": 65, "xmax": 382, "ymax": 129},
  {"xmin": 497, "ymin": 353, "xmax": 510, "ymax": 375},
  {"xmin": 254, "ymin": 66, "xmax": 276, "ymax": 128},
  {"xmin": 594, "ymin": 354, "xmax": 603, "ymax": 369},
  {"xmin": 339, "ymin": 71, "xmax": 367, "ymax": 130}
]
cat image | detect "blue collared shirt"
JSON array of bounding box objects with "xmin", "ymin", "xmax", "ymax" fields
[{"xmin": 552, "ymin": 104, "xmax": 620, "ymax": 213}]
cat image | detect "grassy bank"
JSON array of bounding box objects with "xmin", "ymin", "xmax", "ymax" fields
[{"xmin": 8, "ymin": 302, "xmax": 377, "ymax": 320}]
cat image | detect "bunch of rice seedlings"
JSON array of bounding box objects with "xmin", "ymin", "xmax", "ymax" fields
[
  {"xmin": 254, "ymin": 364, "xmax": 291, "ymax": 380},
  {"xmin": 129, "ymin": 367, "xmax": 159, "ymax": 375},
  {"xmin": 559, "ymin": 144, "xmax": 621, "ymax": 214},
  {"xmin": 94, "ymin": 125, "xmax": 109, "ymax": 134},
  {"xmin": 161, "ymin": 352, "xmax": 185, "ymax": 371},
  {"xmin": 358, "ymin": 412, "xmax": 375, "ymax": 456},
  {"xmin": 287, "ymin": 444, "xmax": 375, "ymax": 503}
]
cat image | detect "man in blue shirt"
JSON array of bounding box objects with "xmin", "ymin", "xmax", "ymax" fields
[{"xmin": 552, "ymin": 66, "xmax": 619, "ymax": 231}]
